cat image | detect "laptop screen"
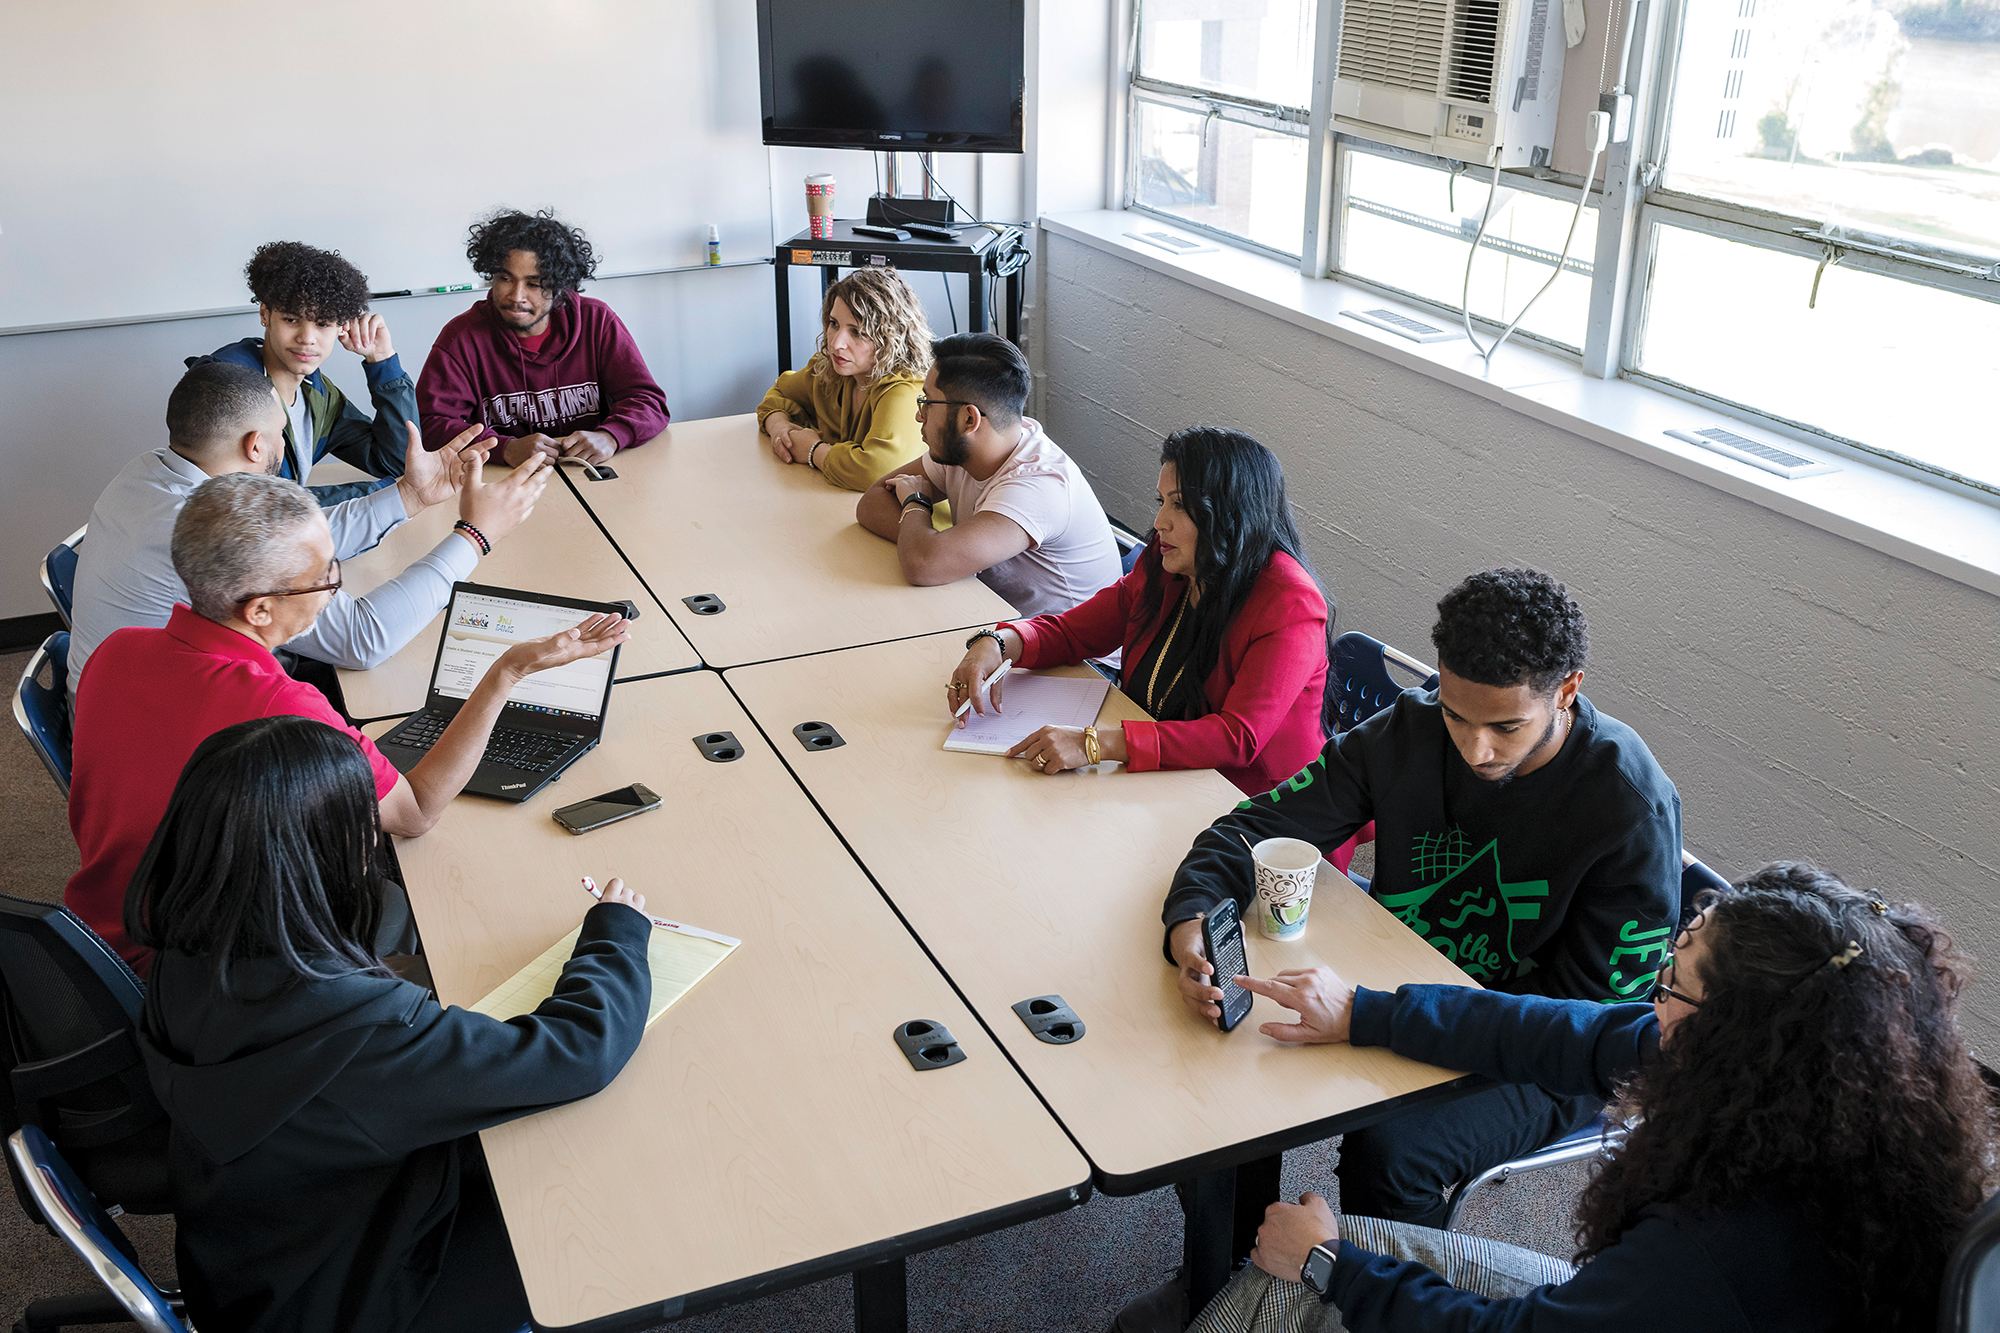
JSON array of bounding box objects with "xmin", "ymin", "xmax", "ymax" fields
[{"xmin": 434, "ymin": 588, "xmax": 615, "ymax": 722}]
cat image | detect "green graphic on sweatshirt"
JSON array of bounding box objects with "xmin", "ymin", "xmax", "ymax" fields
[
  {"xmin": 1375, "ymin": 833, "xmax": 1549, "ymax": 982},
  {"xmin": 1605, "ymin": 920, "xmax": 1672, "ymax": 1000}
]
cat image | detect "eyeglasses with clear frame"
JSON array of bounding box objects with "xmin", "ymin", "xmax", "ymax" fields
[
  {"xmin": 915, "ymin": 396, "xmax": 980, "ymax": 416},
  {"xmin": 235, "ymin": 556, "xmax": 342, "ymax": 605}
]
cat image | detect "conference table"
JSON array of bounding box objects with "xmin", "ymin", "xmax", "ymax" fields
[
  {"xmin": 334, "ymin": 460, "xmax": 700, "ymax": 721},
  {"xmin": 557, "ymin": 414, "xmax": 1017, "ymax": 668},
  {"xmin": 358, "ymin": 414, "xmax": 1484, "ymax": 1329},
  {"xmin": 378, "ymin": 671, "xmax": 1090, "ymax": 1331},
  {"xmin": 726, "ymin": 633, "xmax": 1481, "ymax": 1310}
]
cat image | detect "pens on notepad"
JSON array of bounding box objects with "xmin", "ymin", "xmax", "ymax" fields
[
  {"xmin": 580, "ymin": 875, "xmax": 673, "ymax": 929},
  {"xmin": 954, "ymin": 659, "xmax": 1013, "ymax": 717}
]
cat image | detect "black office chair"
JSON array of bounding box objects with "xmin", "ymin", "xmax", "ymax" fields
[
  {"xmin": 40, "ymin": 526, "xmax": 85, "ymax": 628},
  {"xmin": 1442, "ymin": 854, "xmax": 1734, "ymax": 1230},
  {"xmin": 0, "ymin": 893, "xmax": 178, "ymax": 1332},
  {"xmin": 1939, "ymin": 1189, "xmax": 2000, "ymax": 1332},
  {"xmin": 1331, "ymin": 631, "xmax": 1438, "ymax": 735}
]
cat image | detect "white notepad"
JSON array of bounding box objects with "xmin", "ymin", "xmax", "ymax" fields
[
  {"xmin": 942, "ymin": 671, "xmax": 1113, "ymax": 756},
  {"xmin": 470, "ymin": 918, "xmax": 739, "ymax": 1028}
]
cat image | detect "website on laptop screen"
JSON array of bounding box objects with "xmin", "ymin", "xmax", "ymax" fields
[{"xmin": 434, "ymin": 590, "xmax": 613, "ymax": 721}]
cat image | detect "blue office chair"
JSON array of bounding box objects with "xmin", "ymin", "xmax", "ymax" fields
[
  {"xmin": 13, "ymin": 632, "xmax": 72, "ymax": 795},
  {"xmin": 1112, "ymin": 522, "xmax": 1146, "ymax": 576},
  {"xmin": 1331, "ymin": 631, "xmax": 1438, "ymax": 734},
  {"xmin": 7, "ymin": 1126, "xmax": 186, "ymax": 1333},
  {"xmin": 41, "ymin": 525, "xmax": 85, "ymax": 628},
  {"xmin": 1442, "ymin": 853, "xmax": 1735, "ymax": 1231},
  {"xmin": 1940, "ymin": 1190, "xmax": 2000, "ymax": 1332}
]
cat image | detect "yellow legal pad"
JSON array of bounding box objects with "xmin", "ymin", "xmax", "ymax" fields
[{"xmin": 469, "ymin": 917, "xmax": 740, "ymax": 1028}]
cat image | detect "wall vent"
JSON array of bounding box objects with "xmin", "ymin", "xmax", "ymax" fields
[
  {"xmin": 1445, "ymin": 0, "xmax": 1504, "ymax": 102},
  {"xmin": 1665, "ymin": 427, "xmax": 1839, "ymax": 479},
  {"xmin": 1341, "ymin": 307, "xmax": 1463, "ymax": 343}
]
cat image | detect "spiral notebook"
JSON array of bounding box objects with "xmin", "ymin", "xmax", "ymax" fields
[
  {"xmin": 470, "ymin": 918, "xmax": 739, "ymax": 1028},
  {"xmin": 942, "ymin": 671, "xmax": 1113, "ymax": 756}
]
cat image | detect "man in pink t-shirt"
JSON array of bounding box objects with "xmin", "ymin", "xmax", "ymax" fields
[
  {"xmin": 67, "ymin": 469, "xmax": 627, "ymax": 972},
  {"xmin": 855, "ymin": 333, "xmax": 1121, "ymax": 618}
]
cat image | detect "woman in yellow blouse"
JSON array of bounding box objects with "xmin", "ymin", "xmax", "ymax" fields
[{"xmin": 756, "ymin": 268, "xmax": 934, "ymax": 491}]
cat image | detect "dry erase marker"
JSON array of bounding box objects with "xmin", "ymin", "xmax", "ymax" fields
[
  {"xmin": 433, "ymin": 283, "xmax": 478, "ymax": 293},
  {"xmin": 954, "ymin": 658, "xmax": 1013, "ymax": 717}
]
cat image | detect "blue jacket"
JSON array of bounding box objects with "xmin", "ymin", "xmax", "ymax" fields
[
  {"xmin": 1331, "ymin": 984, "xmax": 1841, "ymax": 1331},
  {"xmin": 191, "ymin": 338, "xmax": 413, "ymax": 506}
]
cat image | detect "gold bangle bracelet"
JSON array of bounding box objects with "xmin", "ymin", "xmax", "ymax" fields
[{"xmin": 1083, "ymin": 725, "xmax": 1101, "ymax": 767}]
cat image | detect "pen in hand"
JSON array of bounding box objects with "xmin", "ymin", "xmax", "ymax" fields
[{"xmin": 954, "ymin": 659, "xmax": 1013, "ymax": 718}]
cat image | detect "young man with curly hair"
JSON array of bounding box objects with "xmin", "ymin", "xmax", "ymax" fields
[
  {"xmin": 1120, "ymin": 568, "xmax": 1681, "ymax": 1330},
  {"xmin": 192, "ymin": 241, "xmax": 414, "ymax": 507},
  {"xmin": 418, "ymin": 209, "xmax": 668, "ymax": 468},
  {"xmin": 854, "ymin": 332, "xmax": 1120, "ymax": 618}
]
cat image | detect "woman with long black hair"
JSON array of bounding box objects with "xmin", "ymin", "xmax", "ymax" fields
[
  {"xmin": 1193, "ymin": 861, "xmax": 1997, "ymax": 1332},
  {"xmin": 946, "ymin": 425, "xmax": 1336, "ymax": 798},
  {"xmin": 128, "ymin": 715, "xmax": 654, "ymax": 1333}
]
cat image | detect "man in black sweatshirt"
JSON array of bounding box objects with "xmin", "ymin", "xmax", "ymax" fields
[{"xmin": 1162, "ymin": 568, "xmax": 1681, "ymax": 1231}]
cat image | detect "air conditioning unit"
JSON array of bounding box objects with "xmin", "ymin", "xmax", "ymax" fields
[{"xmin": 1332, "ymin": 0, "xmax": 1568, "ymax": 167}]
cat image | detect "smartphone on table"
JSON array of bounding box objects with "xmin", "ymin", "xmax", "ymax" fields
[
  {"xmin": 1200, "ymin": 898, "xmax": 1255, "ymax": 1033},
  {"xmin": 552, "ymin": 784, "xmax": 661, "ymax": 835}
]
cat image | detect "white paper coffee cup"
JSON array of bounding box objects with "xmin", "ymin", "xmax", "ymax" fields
[{"xmin": 1252, "ymin": 837, "xmax": 1320, "ymax": 940}]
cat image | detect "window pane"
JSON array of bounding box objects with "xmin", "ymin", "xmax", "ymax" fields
[
  {"xmin": 1638, "ymin": 224, "xmax": 2000, "ymax": 487},
  {"xmin": 1662, "ymin": 0, "xmax": 2000, "ymax": 260},
  {"xmin": 1137, "ymin": 0, "xmax": 1317, "ymax": 107},
  {"xmin": 1338, "ymin": 151, "xmax": 1597, "ymax": 350},
  {"xmin": 1136, "ymin": 101, "xmax": 1308, "ymax": 255}
]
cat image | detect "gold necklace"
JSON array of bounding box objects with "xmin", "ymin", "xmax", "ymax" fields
[{"xmin": 1145, "ymin": 589, "xmax": 1193, "ymax": 715}]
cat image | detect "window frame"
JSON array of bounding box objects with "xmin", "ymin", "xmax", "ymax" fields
[{"xmin": 1116, "ymin": 0, "xmax": 2000, "ymax": 501}]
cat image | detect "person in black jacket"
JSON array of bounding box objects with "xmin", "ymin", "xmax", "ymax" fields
[
  {"xmin": 1196, "ymin": 861, "xmax": 1995, "ymax": 1333},
  {"xmin": 128, "ymin": 715, "xmax": 654, "ymax": 1333}
]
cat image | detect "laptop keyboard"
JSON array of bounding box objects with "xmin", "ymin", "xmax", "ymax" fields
[{"xmin": 388, "ymin": 715, "xmax": 577, "ymax": 774}]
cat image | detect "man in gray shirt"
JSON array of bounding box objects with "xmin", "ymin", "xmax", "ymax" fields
[{"xmin": 68, "ymin": 361, "xmax": 541, "ymax": 703}]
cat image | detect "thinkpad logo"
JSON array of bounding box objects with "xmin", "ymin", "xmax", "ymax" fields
[{"xmin": 502, "ymin": 782, "xmax": 526, "ymax": 790}]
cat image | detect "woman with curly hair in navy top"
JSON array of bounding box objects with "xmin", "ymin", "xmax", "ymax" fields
[{"xmin": 1184, "ymin": 861, "xmax": 1996, "ymax": 1333}]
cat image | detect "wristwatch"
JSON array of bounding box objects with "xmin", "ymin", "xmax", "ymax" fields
[
  {"xmin": 900, "ymin": 490, "xmax": 935, "ymax": 511},
  {"xmin": 1300, "ymin": 1241, "xmax": 1338, "ymax": 1297}
]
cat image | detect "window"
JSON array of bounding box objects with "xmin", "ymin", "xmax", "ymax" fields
[
  {"xmin": 1118, "ymin": 0, "xmax": 2000, "ymax": 498},
  {"xmin": 1127, "ymin": 0, "xmax": 1317, "ymax": 256}
]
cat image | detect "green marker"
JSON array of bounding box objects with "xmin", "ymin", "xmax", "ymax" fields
[{"xmin": 432, "ymin": 283, "xmax": 478, "ymax": 293}]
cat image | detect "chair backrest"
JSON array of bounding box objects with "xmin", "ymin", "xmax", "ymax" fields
[
  {"xmin": 42, "ymin": 524, "xmax": 85, "ymax": 627},
  {"xmin": 1939, "ymin": 1189, "xmax": 2000, "ymax": 1332},
  {"xmin": 12, "ymin": 631, "xmax": 71, "ymax": 794},
  {"xmin": 1331, "ymin": 631, "xmax": 1439, "ymax": 733},
  {"xmin": 1679, "ymin": 854, "xmax": 1731, "ymax": 921},
  {"xmin": 0, "ymin": 894, "xmax": 158, "ymax": 1153},
  {"xmin": 7, "ymin": 1125, "xmax": 183, "ymax": 1333}
]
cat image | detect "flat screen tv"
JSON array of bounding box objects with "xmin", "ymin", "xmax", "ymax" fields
[{"xmin": 757, "ymin": 0, "xmax": 1025, "ymax": 153}]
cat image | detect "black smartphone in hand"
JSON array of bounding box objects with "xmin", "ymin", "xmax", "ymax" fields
[
  {"xmin": 551, "ymin": 784, "xmax": 661, "ymax": 835},
  {"xmin": 1200, "ymin": 898, "xmax": 1255, "ymax": 1033}
]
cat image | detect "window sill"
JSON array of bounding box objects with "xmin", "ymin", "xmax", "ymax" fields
[{"xmin": 1039, "ymin": 209, "xmax": 2000, "ymax": 601}]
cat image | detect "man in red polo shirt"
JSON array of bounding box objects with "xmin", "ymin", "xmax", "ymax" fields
[{"xmin": 66, "ymin": 469, "xmax": 627, "ymax": 970}]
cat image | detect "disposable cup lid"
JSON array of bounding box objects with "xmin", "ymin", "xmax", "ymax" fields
[{"xmin": 805, "ymin": 174, "xmax": 836, "ymax": 185}]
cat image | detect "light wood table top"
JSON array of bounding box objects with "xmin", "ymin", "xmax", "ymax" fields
[
  {"xmin": 561, "ymin": 414, "xmax": 1017, "ymax": 668},
  {"xmin": 336, "ymin": 463, "xmax": 700, "ymax": 720},
  {"xmin": 375, "ymin": 672, "xmax": 1088, "ymax": 1327},
  {"xmin": 725, "ymin": 634, "xmax": 1480, "ymax": 1193}
]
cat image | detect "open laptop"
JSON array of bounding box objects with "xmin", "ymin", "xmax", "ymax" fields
[{"xmin": 375, "ymin": 582, "xmax": 624, "ymax": 802}]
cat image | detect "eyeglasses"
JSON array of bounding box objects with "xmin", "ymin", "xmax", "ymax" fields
[
  {"xmin": 915, "ymin": 396, "xmax": 980, "ymax": 416},
  {"xmin": 235, "ymin": 556, "xmax": 341, "ymax": 605},
  {"xmin": 1650, "ymin": 954, "xmax": 1703, "ymax": 1009}
]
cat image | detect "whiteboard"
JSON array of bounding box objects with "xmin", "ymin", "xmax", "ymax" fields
[{"xmin": 0, "ymin": 0, "xmax": 774, "ymax": 330}]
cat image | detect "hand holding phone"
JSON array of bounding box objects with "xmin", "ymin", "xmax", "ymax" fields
[
  {"xmin": 1200, "ymin": 899, "xmax": 1255, "ymax": 1033},
  {"xmin": 552, "ymin": 784, "xmax": 662, "ymax": 835}
]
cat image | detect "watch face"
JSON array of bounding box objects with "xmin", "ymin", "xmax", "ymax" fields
[{"xmin": 1302, "ymin": 1243, "xmax": 1337, "ymax": 1294}]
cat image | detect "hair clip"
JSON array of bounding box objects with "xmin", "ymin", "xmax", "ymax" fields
[
  {"xmin": 1828, "ymin": 941, "xmax": 1863, "ymax": 969},
  {"xmin": 1868, "ymin": 898, "xmax": 1889, "ymax": 915}
]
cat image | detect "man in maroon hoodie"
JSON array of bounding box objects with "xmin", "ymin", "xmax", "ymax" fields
[{"xmin": 418, "ymin": 208, "xmax": 670, "ymax": 467}]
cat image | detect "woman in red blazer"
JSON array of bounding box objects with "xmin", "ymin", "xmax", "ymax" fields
[{"xmin": 948, "ymin": 426, "xmax": 1337, "ymax": 799}]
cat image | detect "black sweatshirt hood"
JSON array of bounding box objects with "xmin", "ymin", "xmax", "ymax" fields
[{"xmin": 138, "ymin": 954, "xmax": 428, "ymax": 1165}]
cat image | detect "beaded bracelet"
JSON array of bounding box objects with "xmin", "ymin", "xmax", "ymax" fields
[{"xmin": 453, "ymin": 519, "xmax": 491, "ymax": 556}]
